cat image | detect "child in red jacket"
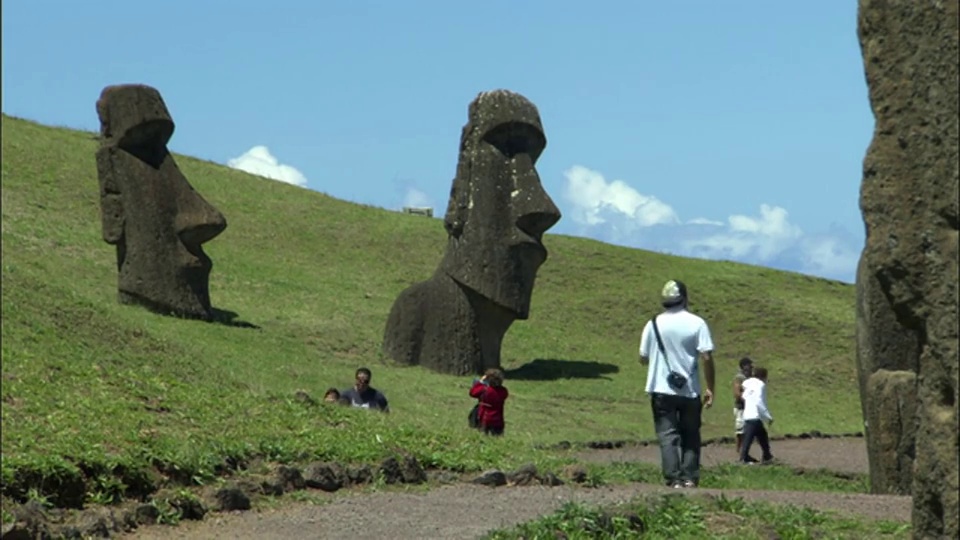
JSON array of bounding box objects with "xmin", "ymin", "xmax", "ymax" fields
[{"xmin": 469, "ymin": 368, "xmax": 509, "ymax": 436}]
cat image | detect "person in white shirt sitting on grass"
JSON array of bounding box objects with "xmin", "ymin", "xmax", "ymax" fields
[{"xmin": 739, "ymin": 366, "xmax": 775, "ymax": 464}]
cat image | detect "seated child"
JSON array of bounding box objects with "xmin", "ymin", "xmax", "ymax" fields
[{"xmin": 323, "ymin": 387, "xmax": 341, "ymax": 403}]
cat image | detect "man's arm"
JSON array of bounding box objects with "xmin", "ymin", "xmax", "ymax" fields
[
  {"xmin": 638, "ymin": 322, "xmax": 651, "ymax": 366},
  {"xmin": 757, "ymin": 384, "xmax": 772, "ymax": 423},
  {"xmin": 732, "ymin": 376, "xmax": 743, "ymax": 403},
  {"xmin": 700, "ymin": 351, "xmax": 715, "ymax": 407},
  {"xmin": 697, "ymin": 321, "xmax": 716, "ymax": 407},
  {"xmin": 379, "ymin": 393, "xmax": 390, "ymax": 413}
]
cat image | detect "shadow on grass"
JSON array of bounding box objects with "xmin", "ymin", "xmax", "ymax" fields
[
  {"xmin": 505, "ymin": 358, "xmax": 619, "ymax": 381},
  {"xmin": 211, "ymin": 308, "xmax": 261, "ymax": 329}
]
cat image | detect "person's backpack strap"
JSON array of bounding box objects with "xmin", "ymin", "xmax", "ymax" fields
[{"xmin": 651, "ymin": 316, "xmax": 676, "ymax": 372}]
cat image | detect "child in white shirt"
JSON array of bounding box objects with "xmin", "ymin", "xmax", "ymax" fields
[{"xmin": 740, "ymin": 366, "xmax": 774, "ymax": 464}]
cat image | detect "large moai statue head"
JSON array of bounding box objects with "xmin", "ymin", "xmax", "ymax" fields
[
  {"xmin": 856, "ymin": 0, "xmax": 958, "ymax": 536},
  {"xmin": 95, "ymin": 84, "xmax": 227, "ymax": 320},
  {"xmin": 440, "ymin": 90, "xmax": 562, "ymax": 318},
  {"xmin": 382, "ymin": 90, "xmax": 562, "ymax": 375}
]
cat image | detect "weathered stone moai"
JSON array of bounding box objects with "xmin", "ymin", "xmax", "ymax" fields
[
  {"xmin": 855, "ymin": 260, "xmax": 919, "ymax": 495},
  {"xmin": 855, "ymin": 0, "xmax": 958, "ymax": 537},
  {"xmin": 96, "ymin": 84, "xmax": 227, "ymax": 320},
  {"xmin": 383, "ymin": 90, "xmax": 561, "ymax": 375}
]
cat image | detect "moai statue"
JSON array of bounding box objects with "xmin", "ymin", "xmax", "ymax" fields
[
  {"xmin": 855, "ymin": 0, "xmax": 958, "ymax": 536},
  {"xmin": 95, "ymin": 84, "xmax": 227, "ymax": 320},
  {"xmin": 383, "ymin": 90, "xmax": 562, "ymax": 375}
]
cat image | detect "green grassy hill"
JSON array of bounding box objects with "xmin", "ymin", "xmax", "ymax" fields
[{"xmin": 1, "ymin": 114, "xmax": 860, "ymax": 503}]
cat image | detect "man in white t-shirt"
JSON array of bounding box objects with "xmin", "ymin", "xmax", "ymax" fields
[
  {"xmin": 739, "ymin": 366, "xmax": 774, "ymax": 464},
  {"xmin": 639, "ymin": 279, "xmax": 716, "ymax": 488}
]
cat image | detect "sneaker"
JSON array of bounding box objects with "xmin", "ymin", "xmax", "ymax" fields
[
  {"xmin": 670, "ymin": 480, "xmax": 683, "ymax": 488},
  {"xmin": 761, "ymin": 456, "xmax": 777, "ymax": 465},
  {"xmin": 744, "ymin": 456, "xmax": 759, "ymax": 463},
  {"xmin": 681, "ymin": 480, "xmax": 697, "ymax": 488}
]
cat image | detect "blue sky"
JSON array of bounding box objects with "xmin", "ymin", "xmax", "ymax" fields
[{"xmin": 2, "ymin": 0, "xmax": 871, "ymax": 283}]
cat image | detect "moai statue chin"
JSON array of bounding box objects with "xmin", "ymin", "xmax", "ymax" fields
[
  {"xmin": 95, "ymin": 84, "xmax": 227, "ymax": 320},
  {"xmin": 383, "ymin": 89, "xmax": 562, "ymax": 375}
]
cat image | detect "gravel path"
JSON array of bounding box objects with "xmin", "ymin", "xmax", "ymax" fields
[
  {"xmin": 575, "ymin": 436, "xmax": 871, "ymax": 474},
  {"xmin": 120, "ymin": 438, "xmax": 910, "ymax": 540}
]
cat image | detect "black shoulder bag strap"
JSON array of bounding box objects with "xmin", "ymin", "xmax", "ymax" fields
[{"xmin": 651, "ymin": 316, "xmax": 677, "ymax": 372}]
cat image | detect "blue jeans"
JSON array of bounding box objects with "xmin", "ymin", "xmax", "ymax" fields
[{"xmin": 650, "ymin": 393, "xmax": 703, "ymax": 485}]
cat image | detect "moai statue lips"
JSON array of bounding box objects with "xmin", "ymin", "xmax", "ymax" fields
[
  {"xmin": 441, "ymin": 89, "xmax": 562, "ymax": 319},
  {"xmin": 95, "ymin": 84, "xmax": 227, "ymax": 319}
]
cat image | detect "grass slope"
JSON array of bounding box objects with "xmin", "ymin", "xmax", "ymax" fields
[{"xmin": 1, "ymin": 114, "xmax": 860, "ymax": 503}]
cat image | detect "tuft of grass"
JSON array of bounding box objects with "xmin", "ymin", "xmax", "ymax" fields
[
  {"xmin": 484, "ymin": 495, "xmax": 911, "ymax": 539},
  {"xmin": 2, "ymin": 114, "xmax": 861, "ymax": 505}
]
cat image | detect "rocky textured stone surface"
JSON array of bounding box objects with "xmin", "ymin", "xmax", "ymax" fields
[
  {"xmin": 383, "ymin": 90, "xmax": 561, "ymax": 375},
  {"xmin": 303, "ymin": 461, "xmax": 348, "ymax": 492},
  {"xmin": 856, "ymin": 261, "xmax": 920, "ymax": 494},
  {"xmin": 855, "ymin": 0, "xmax": 958, "ymax": 537},
  {"xmin": 471, "ymin": 469, "xmax": 507, "ymax": 487},
  {"xmin": 95, "ymin": 84, "xmax": 227, "ymax": 320}
]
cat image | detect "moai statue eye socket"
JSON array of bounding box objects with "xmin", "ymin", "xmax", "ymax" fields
[{"xmin": 482, "ymin": 121, "xmax": 546, "ymax": 161}]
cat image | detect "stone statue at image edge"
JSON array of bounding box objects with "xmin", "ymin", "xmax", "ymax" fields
[
  {"xmin": 855, "ymin": 0, "xmax": 958, "ymax": 537},
  {"xmin": 95, "ymin": 84, "xmax": 227, "ymax": 320},
  {"xmin": 383, "ymin": 90, "xmax": 562, "ymax": 375}
]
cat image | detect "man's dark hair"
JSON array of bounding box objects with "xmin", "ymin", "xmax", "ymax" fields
[
  {"xmin": 355, "ymin": 367, "xmax": 372, "ymax": 379},
  {"xmin": 739, "ymin": 357, "xmax": 753, "ymax": 369},
  {"xmin": 324, "ymin": 387, "xmax": 340, "ymax": 397},
  {"xmin": 753, "ymin": 366, "xmax": 768, "ymax": 380}
]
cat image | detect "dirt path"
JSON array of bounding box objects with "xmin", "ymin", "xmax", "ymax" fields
[
  {"xmin": 575, "ymin": 436, "xmax": 870, "ymax": 474},
  {"xmin": 120, "ymin": 438, "xmax": 909, "ymax": 540}
]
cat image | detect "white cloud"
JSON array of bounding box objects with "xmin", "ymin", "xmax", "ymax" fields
[
  {"xmin": 227, "ymin": 146, "xmax": 308, "ymax": 187},
  {"xmin": 564, "ymin": 165, "xmax": 679, "ymax": 227},
  {"xmin": 800, "ymin": 236, "xmax": 861, "ymax": 278},
  {"xmin": 559, "ymin": 165, "xmax": 860, "ymax": 282},
  {"xmin": 683, "ymin": 204, "xmax": 803, "ymax": 261},
  {"xmin": 686, "ymin": 218, "xmax": 724, "ymax": 226},
  {"xmin": 403, "ymin": 187, "xmax": 432, "ymax": 209}
]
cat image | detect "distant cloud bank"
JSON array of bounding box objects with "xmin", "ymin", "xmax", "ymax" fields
[
  {"xmin": 390, "ymin": 174, "xmax": 437, "ymax": 214},
  {"xmin": 562, "ymin": 165, "xmax": 861, "ymax": 283},
  {"xmin": 403, "ymin": 187, "xmax": 432, "ymax": 209},
  {"xmin": 227, "ymin": 146, "xmax": 308, "ymax": 187}
]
